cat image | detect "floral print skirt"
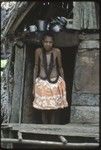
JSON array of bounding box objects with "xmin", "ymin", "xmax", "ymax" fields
[{"xmin": 33, "ymin": 76, "xmax": 68, "ymax": 110}]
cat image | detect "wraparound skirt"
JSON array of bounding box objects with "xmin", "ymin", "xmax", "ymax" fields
[{"xmin": 33, "ymin": 76, "xmax": 68, "ymax": 110}]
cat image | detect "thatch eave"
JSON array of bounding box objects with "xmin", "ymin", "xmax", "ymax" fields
[{"xmin": 2, "ymin": 2, "xmax": 36, "ymax": 37}]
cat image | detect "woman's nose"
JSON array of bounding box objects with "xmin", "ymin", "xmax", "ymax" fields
[{"xmin": 47, "ymin": 42, "xmax": 50, "ymax": 45}]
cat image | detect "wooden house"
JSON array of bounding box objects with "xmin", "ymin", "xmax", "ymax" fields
[{"xmin": 1, "ymin": 1, "xmax": 99, "ymax": 149}]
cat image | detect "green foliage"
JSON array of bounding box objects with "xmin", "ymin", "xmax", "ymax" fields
[{"xmin": 1, "ymin": 59, "xmax": 8, "ymax": 69}]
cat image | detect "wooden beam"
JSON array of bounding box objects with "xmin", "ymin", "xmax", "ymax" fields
[
  {"xmin": 10, "ymin": 41, "xmax": 25, "ymax": 123},
  {"xmin": 79, "ymin": 40, "xmax": 99, "ymax": 49},
  {"xmin": 54, "ymin": 31, "xmax": 79, "ymax": 47},
  {"xmin": 19, "ymin": 43, "xmax": 26, "ymax": 124},
  {"xmin": 2, "ymin": 123, "xmax": 99, "ymax": 138},
  {"xmin": 79, "ymin": 33, "xmax": 99, "ymax": 40}
]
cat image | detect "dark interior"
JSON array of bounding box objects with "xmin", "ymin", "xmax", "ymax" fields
[{"xmin": 17, "ymin": 1, "xmax": 73, "ymax": 33}]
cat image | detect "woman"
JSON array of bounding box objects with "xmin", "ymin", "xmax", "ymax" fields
[{"xmin": 32, "ymin": 32, "xmax": 68, "ymax": 124}]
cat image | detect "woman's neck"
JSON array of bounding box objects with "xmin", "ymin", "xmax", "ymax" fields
[{"xmin": 45, "ymin": 48, "xmax": 54, "ymax": 54}]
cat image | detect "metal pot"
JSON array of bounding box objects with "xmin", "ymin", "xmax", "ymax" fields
[
  {"xmin": 59, "ymin": 17, "xmax": 67, "ymax": 26},
  {"xmin": 29, "ymin": 25, "xmax": 37, "ymax": 32},
  {"xmin": 49, "ymin": 23, "xmax": 63, "ymax": 32},
  {"xmin": 37, "ymin": 20, "xmax": 48, "ymax": 31},
  {"xmin": 51, "ymin": 17, "xmax": 67, "ymax": 27}
]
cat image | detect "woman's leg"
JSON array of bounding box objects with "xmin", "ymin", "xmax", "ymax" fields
[
  {"xmin": 49, "ymin": 110, "xmax": 55, "ymax": 124},
  {"xmin": 42, "ymin": 110, "xmax": 56, "ymax": 124},
  {"xmin": 42, "ymin": 110, "xmax": 48, "ymax": 124}
]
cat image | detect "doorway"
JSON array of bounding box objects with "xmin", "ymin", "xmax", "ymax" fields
[
  {"xmin": 60, "ymin": 47, "xmax": 77, "ymax": 124},
  {"xmin": 25, "ymin": 44, "xmax": 78, "ymax": 124}
]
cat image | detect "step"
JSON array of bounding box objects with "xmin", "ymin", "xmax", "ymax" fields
[{"xmin": 1, "ymin": 123, "xmax": 99, "ymax": 138}]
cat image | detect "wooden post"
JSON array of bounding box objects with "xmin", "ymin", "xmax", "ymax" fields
[
  {"xmin": 10, "ymin": 41, "xmax": 25, "ymax": 123},
  {"xmin": 19, "ymin": 43, "xmax": 26, "ymax": 124},
  {"xmin": 22, "ymin": 42, "xmax": 35, "ymax": 123},
  {"xmin": 1, "ymin": 125, "xmax": 13, "ymax": 149}
]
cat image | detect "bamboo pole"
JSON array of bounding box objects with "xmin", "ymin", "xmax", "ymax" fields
[{"xmin": 1, "ymin": 138, "xmax": 99, "ymax": 148}]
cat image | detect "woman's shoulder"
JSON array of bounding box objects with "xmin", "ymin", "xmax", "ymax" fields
[
  {"xmin": 35, "ymin": 48, "xmax": 42, "ymax": 54},
  {"xmin": 54, "ymin": 48, "xmax": 61, "ymax": 54}
]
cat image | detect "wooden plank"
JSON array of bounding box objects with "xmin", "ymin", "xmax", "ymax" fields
[
  {"xmin": 2, "ymin": 123, "xmax": 99, "ymax": 138},
  {"xmin": 54, "ymin": 31, "xmax": 79, "ymax": 47},
  {"xmin": 79, "ymin": 33, "xmax": 99, "ymax": 40},
  {"xmin": 71, "ymin": 92, "xmax": 99, "ymax": 106},
  {"xmin": 73, "ymin": 49, "xmax": 99, "ymax": 94},
  {"xmin": 22, "ymin": 43, "xmax": 35, "ymax": 123},
  {"xmin": 79, "ymin": 40, "xmax": 99, "ymax": 49},
  {"xmin": 70, "ymin": 106, "xmax": 99, "ymax": 124},
  {"xmin": 20, "ymin": 31, "xmax": 79, "ymax": 47},
  {"xmin": 1, "ymin": 125, "xmax": 13, "ymax": 149},
  {"xmin": 19, "ymin": 44, "xmax": 26, "ymax": 124},
  {"xmin": 10, "ymin": 41, "xmax": 25, "ymax": 123},
  {"xmin": 73, "ymin": 2, "xmax": 98, "ymax": 29}
]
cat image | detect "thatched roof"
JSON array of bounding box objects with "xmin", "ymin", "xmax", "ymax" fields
[{"xmin": 1, "ymin": 2, "xmax": 35, "ymax": 37}]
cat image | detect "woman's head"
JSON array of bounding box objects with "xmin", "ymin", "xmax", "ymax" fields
[{"xmin": 42, "ymin": 32, "xmax": 54, "ymax": 51}]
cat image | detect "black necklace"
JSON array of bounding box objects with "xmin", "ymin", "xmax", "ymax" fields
[{"xmin": 42, "ymin": 48, "xmax": 59, "ymax": 84}]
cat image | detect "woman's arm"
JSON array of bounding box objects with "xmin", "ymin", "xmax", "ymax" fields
[
  {"xmin": 56, "ymin": 48, "xmax": 64, "ymax": 79},
  {"xmin": 32, "ymin": 48, "xmax": 40, "ymax": 96},
  {"xmin": 33, "ymin": 48, "xmax": 40, "ymax": 84}
]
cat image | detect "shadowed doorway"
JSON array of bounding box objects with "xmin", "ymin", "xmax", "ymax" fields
[{"xmin": 29, "ymin": 45, "xmax": 77, "ymax": 124}]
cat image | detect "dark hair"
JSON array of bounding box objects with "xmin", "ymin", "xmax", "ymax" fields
[
  {"xmin": 42, "ymin": 48, "xmax": 59, "ymax": 84},
  {"xmin": 42, "ymin": 31, "xmax": 55, "ymax": 41},
  {"xmin": 41, "ymin": 32, "xmax": 59, "ymax": 83}
]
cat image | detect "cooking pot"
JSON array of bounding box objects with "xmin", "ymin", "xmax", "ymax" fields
[
  {"xmin": 49, "ymin": 23, "xmax": 63, "ymax": 32},
  {"xmin": 37, "ymin": 20, "xmax": 48, "ymax": 31},
  {"xmin": 51, "ymin": 17, "xmax": 67, "ymax": 27},
  {"xmin": 59, "ymin": 17, "xmax": 67, "ymax": 26},
  {"xmin": 29, "ymin": 25, "xmax": 37, "ymax": 32}
]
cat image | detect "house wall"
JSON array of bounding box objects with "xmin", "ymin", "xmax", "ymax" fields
[
  {"xmin": 8, "ymin": 1, "xmax": 99, "ymax": 124},
  {"xmin": 70, "ymin": 2, "xmax": 99, "ymax": 124},
  {"xmin": 70, "ymin": 32, "xmax": 99, "ymax": 123},
  {"xmin": 9, "ymin": 32, "xmax": 99, "ymax": 124}
]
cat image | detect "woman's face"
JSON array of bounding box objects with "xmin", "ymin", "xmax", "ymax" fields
[{"xmin": 42, "ymin": 36, "xmax": 53, "ymax": 51}]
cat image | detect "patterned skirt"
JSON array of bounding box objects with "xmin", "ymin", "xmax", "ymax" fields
[{"xmin": 33, "ymin": 76, "xmax": 68, "ymax": 110}]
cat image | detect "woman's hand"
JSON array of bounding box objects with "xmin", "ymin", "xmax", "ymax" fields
[{"xmin": 32, "ymin": 86, "xmax": 35, "ymax": 97}]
